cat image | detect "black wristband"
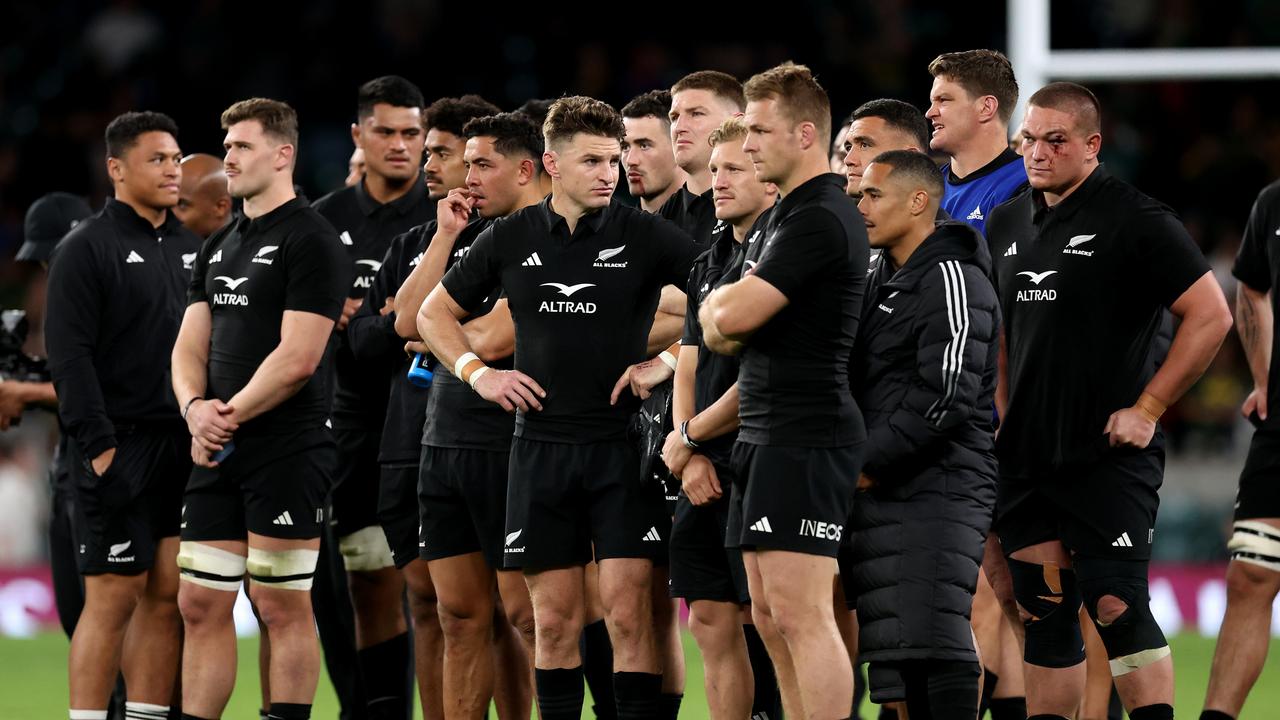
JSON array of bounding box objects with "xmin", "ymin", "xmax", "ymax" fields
[
  {"xmin": 182, "ymin": 396, "xmax": 203, "ymax": 420},
  {"xmin": 680, "ymin": 419, "xmax": 700, "ymax": 449}
]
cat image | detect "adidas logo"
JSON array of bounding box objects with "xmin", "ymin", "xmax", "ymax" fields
[
  {"xmin": 273, "ymin": 511, "xmax": 295, "ymax": 526},
  {"xmin": 749, "ymin": 517, "xmax": 774, "ymax": 533},
  {"xmin": 522, "ymin": 252, "xmax": 543, "ymax": 267},
  {"xmin": 642, "ymin": 526, "xmax": 662, "ymax": 542},
  {"xmin": 126, "ymin": 250, "xmax": 145, "ymax": 263},
  {"xmin": 1003, "ymin": 243, "xmax": 1017, "ymax": 257},
  {"xmin": 409, "ymin": 253, "xmax": 423, "ymax": 267},
  {"xmin": 210, "ymin": 249, "xmax": 223, "ymax": 263},
  {"xmin": 1112, "ymin": 532, "xmax": 1134, "ymax": 548},
  {"xmin": 453, "ymin": 247, "xmax": 469, "ymax": 258},
  {"xmin": 339, "ymin": 231, "xmax": 354, "ymax": 246},
  {"xmin": 967, "ymin": 204, "xmax": 983, "ymax": 221}
]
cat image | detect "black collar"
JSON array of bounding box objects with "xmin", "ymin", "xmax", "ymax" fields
[
  {"xmin": 1032, "ymin": 164, "xmax": 1109, "ymax": 226},
  {"xmin": 236, "ymin": 196, "xmax": 308, "ymax": 235},
  {"xmin": 355, "ymin": 173, "xmax": 429, "ymax": 217},
  {"xmin": 104, "ymin": 197, "xmax": 181, "ymax": 235},
  {"xmin": 538, "ymin": 194, "xmax": 611, "ymax": 239}
]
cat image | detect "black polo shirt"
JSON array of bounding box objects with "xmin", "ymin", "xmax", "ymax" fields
[
  {"xmin": 442, "ymin": 196, "xmax": 700, "ymax": 443},
  {"xmin": 986, "ymin": 165, "xmax": 1209, "ymax": 477},
  {"xmin": 188, "ymin": 197, "xmax": 351, "ymax": 436},
  {"xmin": 736, "ymin": 173, "xmax": 869, "ymax": 448},
  {"xmin": 1233, "ymin": 180, "xmax": 1280, "ymax": 431},
  {"xmin": 659, "ymin": 184, "xmax": 718, "ymax": 244},
  {"xmin": 312, "ymin": 176, "xmax": 433, "ymax": 432},
  {"xmin": 681, "ymin": 212, "xmax": 770, "ymax": 466},
  {"xmin": 46, "ymin": 199, "xmax": 202, "ymax": 459}
]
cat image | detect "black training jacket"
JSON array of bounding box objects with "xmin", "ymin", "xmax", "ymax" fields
[
  {"xmin": 45, "ymin": 199, "xmax": 201, "ymax": 459},
  {"xmin": 847, "ymin": 220, "xmax": 1000, "ymax": 663}
]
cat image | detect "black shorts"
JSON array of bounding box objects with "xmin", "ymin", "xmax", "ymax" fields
[
  {"xmin": 331, "ymin": 427, "xmax": 381, "ymax": 538},
  {"xmin": 418, "ymin": 446, "xmax": 510, "ymax": 569},
  {"xmin": 378, "ymin": 462, "xmax": 420, "ymax": 569},
  {"xmin": 669, "ymin": 488, "xmax": 749, "ymax": 604},
  {"xmin": 70, "ymin": 428, "xmax": 190, "ymax": 575},
  {"xmin": 1235, "ymin": 430, "xmax": 1280, "ymax": 521},
  {"xmin": 995, "ymin": 447, "xmax": 1163, "ymax": 560},
  {"xmin": 182, "ymin": 429, "xmax": 335, "ymax": 542},
  {"xmin": 505, "ymin": 437, "xmax": 669, "ymax": 571},
  {"xmin": 727, "ymin": 442, "xmax": 862, "ymax": 558}
]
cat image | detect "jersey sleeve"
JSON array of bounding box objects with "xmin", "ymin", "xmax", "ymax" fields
[
  {"xmin": 284, "ymin": 230, "xmax": 351, "ymax": 320},
  {"xmin": 1233, "ymin": 186, "xmax": 1275, "ymax": 292},
  {"xmin": 681, "ymin": 264, "xmax": 703, "ymax": 347},
  {"xmin": 1126, "ymin": 207, "xmax": 1210, "ymax": 308},
  {"xmin": 187, "ymin": 232, "xmax": 221, "ymax": 306},
  {"xmin": 441, "ymin": 223, "xmax": 502, "ymax": 312},
  {"xmin": 750, "ymin": 208, "xmax": 846, "ymax": 300}
]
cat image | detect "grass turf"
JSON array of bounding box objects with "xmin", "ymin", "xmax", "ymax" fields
[{"xmin": 3, "ymin": 631, "xmax": 1276, "ymax": 718}]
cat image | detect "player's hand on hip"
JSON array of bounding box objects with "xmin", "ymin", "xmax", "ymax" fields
[
  {"xmin": 1243, "ymin": 385, "xmax": 1268, "ymax": 422},
  {"xmin": 610, "ymin": 358, "xmax": 674, "ymax": 404},
  {"xmin": 661, "ymin": 429, "xmax": 694, "ymax": 478},
  {"xmin": 1104, "ymin": 406, "xmax": 1156, "ymax": 448},
  {"xmin": 473, "ymin": 369, "xmax": 545, "ymax": 413},
  {"xmin": 91, "ymin": 447, "xmax": 116, "ymax": 475},
  {"xmin": 681, "ymin": 454, "xmax": 721, "ymax": 506},
  {"xmin": 187, "ymin": 398, "xmax": 237, "ymax": 450}
]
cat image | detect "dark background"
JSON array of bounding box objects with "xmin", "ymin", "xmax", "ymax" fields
[{"xmin": 2, "ymin": 0, "xmax": 1277, "ymax": 479}]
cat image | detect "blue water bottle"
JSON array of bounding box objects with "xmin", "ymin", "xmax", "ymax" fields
[{"xmin": 408, "ymin": 352, "xmax": 434, "ymax": 388}]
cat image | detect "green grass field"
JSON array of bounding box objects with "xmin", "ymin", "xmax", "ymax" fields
[{"xmin": 3, "ymin": 631, "xmax": 1276, "ymax": 718}]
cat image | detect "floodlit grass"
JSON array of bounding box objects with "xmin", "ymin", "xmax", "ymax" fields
[{"xmin": 2, "ymin": 631, "xmax": 1276, "ymax": 718}]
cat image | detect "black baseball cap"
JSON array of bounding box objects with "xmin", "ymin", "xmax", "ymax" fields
[{"xmin": 18, "ymin": 192, "xmax": 93, "ymax": 262}]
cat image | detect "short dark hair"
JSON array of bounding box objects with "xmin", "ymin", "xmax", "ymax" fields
[
  {"xmin": 928, "ymin": 49, "xmax": 1019, "ymax": 124},
  {"xmin": 869, "ymin": 149, "xmax": 944, "ymax": 201},
  {"xmin": 515, "ymin": 98, "xmax": 555, "ymax": 128},
  {"xmin": 357, "ymin": 75, "xmax": 425, "ymax": 120},
  {"xmin": 424, "ymin": 95, "xmax": 502, "ymax": 137},
  {"xmin": 542, "ymin": 96, "xmax": 625, "ymax": 149},
  {"xmin": 105, "ymin": 111, "xmax": 179, "ymax": 158},
  {"xmin": 621, "ymin": 90, "xmax": 673, "ymax": 126},
  {"xmin": 851, "ymin": 99, "xmax": 931, "ymax": 150},
  {"xmin": 464, "ymin": 112, "xmax": 544, "ymax": 173},
  {"xmin": 220, "ymin": 98, "xmax": 298, "ymax": 145},
  {"xmin": 744, "ymin": 62, "xmax": 831, "ymax": 141},
  {"xmin": 672, "ymin": 71, "xmax": 746, "ymax": 112},
  {"xmin": 1028, "ymin": 82, "xmax": 1102, "ymax": 135}
]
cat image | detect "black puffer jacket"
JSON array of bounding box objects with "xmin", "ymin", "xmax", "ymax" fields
[{"xmin": 848, "ymin": 220, "xmax": 1000, "ymax": 665}]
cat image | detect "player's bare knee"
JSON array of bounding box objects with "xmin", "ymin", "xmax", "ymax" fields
[
  {"xmin": 438, "ymin": 603, "xmax": 492, "ymax": 643},
  {"xmin": 1094, "ymin": 594, "xmax": 1129, "ymax": 625},
  {"xmin": 1226, "ymin": 557, "xmax": 1279, "ymax": 599}
]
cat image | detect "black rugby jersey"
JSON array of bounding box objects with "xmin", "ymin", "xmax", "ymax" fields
[
  {"xmin": 188, "ymin": 197, "xmax": 351, "ymax": 436},
  {"xmin": 312, "ymin": 176, "xmax": 433, "ymax": 431},
  {"xmin": 1233, "ymin": 179, "xmax": 1280, "ymax": 432},
  {"xmin": 986, "ymin": 165, "xmax": 1209, "ymax": 476},
  {"xmin": 443, "ymin": 196, "xmax": 699, "ymax": 443},
  {"xmin": 736, "ymin": 173, "xmax": 869, "ymax": 448}
]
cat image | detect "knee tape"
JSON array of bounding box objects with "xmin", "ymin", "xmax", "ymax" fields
[
  {"xmin": 1228, "ymin": 520, "xmax": 1280, "ymax": 572},
  {"xmin": 246, "ymin": 547, "xmax": 320, "ymax": 591},
  {"xmin": 1076, "ymin": 559, "xmax": 1169, "ymax": 677},
  {"xmin": 1007, "ymin": 558, "xmax": 1085, "ymax": 668},
  {"xmin": 337, "ymin": 525, "xmax": 395, "ymax": 572},
  {"xmin": 176, "ymin": 541, "xmax": 247, "ymax": 592}
]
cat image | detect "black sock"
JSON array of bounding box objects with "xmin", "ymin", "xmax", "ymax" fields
[
  {"xmin": 180, "ymin": 715, "xmax": 215, "ymax": 720},
  {"xmin": 1200, "ymin": 711, "xmax": 1235, "ymax": 720},
  {"xmin": 358, "ymin": 632, "xmax": 411, "ymax": 720},
  {"xmin": 744, "ymin": 623, "xmax": 782, "ymax": 720},
  {"xmin": 658, "ymin": 692, "xmax": 682, "ymax": 720},
  {"xmin": 613, "ymin": 671, "xmax": 660, "ymax": 720},
  {"xmin": 978, "ymin": 668, "xmax": 999, "ymax": 716},
  {"xmin": 580, "ymin": 620, "xmax": 616, "ymax": 719},
  {"xmin": 1130, "ymin": 704, "xmax": 1174, "ymax": 720},
  {"xmin": 990, "ymin": 695, "xmax": 1028, "ymax": 720},
  {"xmin": 878, "ymin": 705, "xmax": 900, "ymax": 720},
  {"xmin": 536, "ymin": 666, "xmax": 585, "ymax": 720},
  {"xmin": 266, "ymin": 703, "xmax": 311, "ymax": 720}
]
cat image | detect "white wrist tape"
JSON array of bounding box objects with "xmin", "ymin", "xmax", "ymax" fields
[
  {"xmin": 454, "ymin": 352, "xmax": 481, "ymax": 379},
  {"xmin": 659, "ymin": 350, "xmax": 678, "ymax": 371},
  {"xmin": 468, "ymin": 366, "xmax": 491, "ymax": 389}
]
